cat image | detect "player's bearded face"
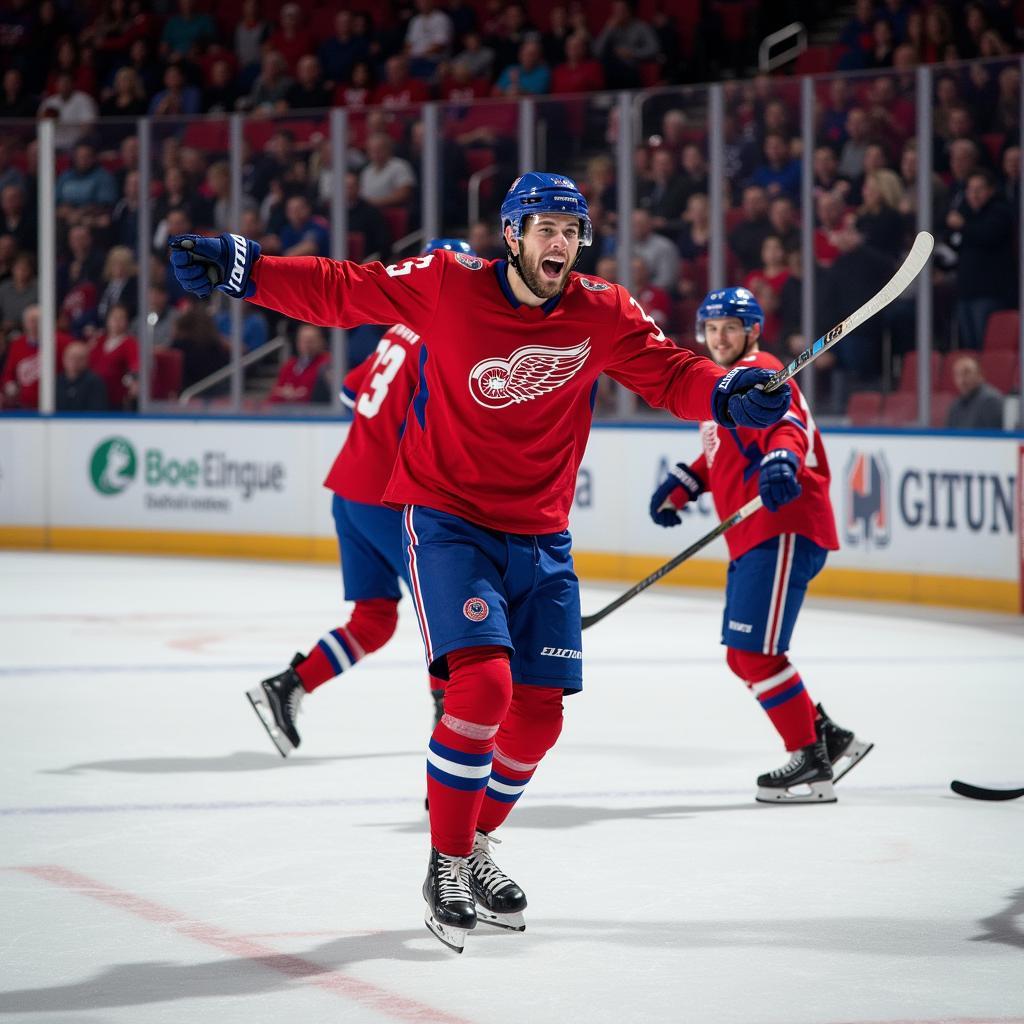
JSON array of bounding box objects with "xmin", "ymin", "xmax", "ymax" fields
[
  {"xmin": 703, "ymin": 318, "xmax": 754, "ymax": 368},
  {"xmin": 515, "ymin": 215, "xmax": 580, "ymax": 298}
]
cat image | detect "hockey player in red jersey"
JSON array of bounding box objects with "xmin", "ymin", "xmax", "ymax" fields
[
  {"xmin": 169, "ymin": 172, "xmax": 793, "ymax": 952},
  {"xmin": 649, "ymin": 287, "xmax": 873, "ymax": 804},
  {"xmin": 246, "ymin": 239, "xmax": 474, "ymax": 759}
]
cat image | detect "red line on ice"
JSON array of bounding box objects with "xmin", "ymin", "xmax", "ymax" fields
[{"xmin": 12, "ymin": 864, "xmax": 475, "ymax": 1024}]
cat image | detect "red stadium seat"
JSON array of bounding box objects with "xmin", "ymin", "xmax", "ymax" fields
[
  {"xmin": 347, "ymin": 231, "xmax": 365, "ymax": 261},
  {"xmin": 898, "ymin": 350, "xmax": 940, "ymax": 393},
  {"xmin": 243, "ymin": 120, "xmax": 277, "ymax": 152},
  {"xmin": 725, "ymin": 207, "xmax": 746, "ymax": 233},
  {"xmin": 464, "ymin": 147, "xmax": 496, "ymax": 174},
  {"xmin": 183, "ymin": 120, "xmax": 229, "ymax": 153},
  {"xmin": 382, "ymin": 205, "xmax": 410, "ymax": 243},
  {"xmin": 846, "ymin": 390, "xmax": 883, "ymax": 426},
  {"xmin": 151, "ymin": 348, "xmax": 183, "ymax": 401},
  {"xmin": 794, "ymin": 45, "xmax": 836, "ymax": 75},
  {"xmin": 930, "ymin": 391, "xmax": 955, "ymax": 427},
  {"xmin": 983, "ymin": 309, "xmax": 1020, "ymax": 351},
  {"xmin": 979, "ymin": 350, "xmax": 1019, "ymax": 394},
  {"xmin": 880, "ymin": 392, "xmax": 918, "ymax": 425}
]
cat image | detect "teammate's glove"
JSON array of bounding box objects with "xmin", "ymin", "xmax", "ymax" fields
[
  {"xmin": 649, "ymin": 462, "xmax": 704, "ymax": 527},
  {"xmin": 711, "ymin": 367, "xmax": 791, "ymax": 429},
  {"xmin": 758, "ymin": 448, "xmax": 802, "ymax": 512},
  {"xmin": 168, "ymin": 233, "xmax": 261, "ymax": 300}
]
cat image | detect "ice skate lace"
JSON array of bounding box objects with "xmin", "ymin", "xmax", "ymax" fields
[
  {"xmin": 286, "ymin": 687, "xmax": 304, "ymax": 720},
  {"xmin": 437, "ymin": 855, "xmax": 473, "ymax": 903},
  {"xmin": 769, "ymin": 749, "xmax": 805, "ymax": 780},
  {"xmin": 469, "ymin": 833, "xmax": 515, "ymax": 895}
]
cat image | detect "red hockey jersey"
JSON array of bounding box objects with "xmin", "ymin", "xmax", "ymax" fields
[
  {"xmin": 248, "ymin": 250, "xmax": 725, "ymax": 534},
  {"xmin": 324, "ymin": 323, "xmax": 422, "ymax": 505},
  {"xmin": 683, "ymin": 351, "xmax": 839, "ymax": 559}
]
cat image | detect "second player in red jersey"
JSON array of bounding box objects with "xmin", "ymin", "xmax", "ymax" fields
[{"xmin": 650, "ymin": 287, "xmax": 873, "ymax": 804}]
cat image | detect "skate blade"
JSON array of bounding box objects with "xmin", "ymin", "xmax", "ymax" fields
[
  {"xmin": 423, "ymin": 907, "xmax": 471, "ymax": 953},
  {"xmin": 245, "ymin": 689, "xmax": 294, "ymax": 758},
  {"xmin": 832, "ymin": 739, "xmax": 874, "ymax": 783},
  {"xmin": 475, "ymin": 907, "xmax": 526, "ymax": 932},
  {"xmin": 756, "ymin": 779, "xmax": 837, "ymax": 804}
]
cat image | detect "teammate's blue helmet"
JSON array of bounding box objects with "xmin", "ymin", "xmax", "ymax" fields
[
  {"xmin": 695, "ymin": 287, "xmax": 764, "ymax": 343},
  {"xmin": 423, "ymin": 238, "xmax": 475, "ymax": 256},
  {"xmin": 500, "ymin": 172, "xmax": 593, "ymax": 247}
]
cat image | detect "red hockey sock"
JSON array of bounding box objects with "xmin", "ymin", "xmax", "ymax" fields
[
  {"xmin": 726, "ymin": 648, "xmax": 817, "ymax": 751},
  {"xmin": 476, "ymin": 684, "xmax": 563, "ymax": 834},
  {"xmin": 426, "ymin": 646, "xmax": 512, "ymax": 856},
  {"xmin": 295, "ymin": 598, "xmax": 399, "ymax": 693}
]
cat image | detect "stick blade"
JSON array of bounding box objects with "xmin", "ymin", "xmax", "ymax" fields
[{"xmin": 950, "ymin": 780, "xmax": 1024, "ymax": 801}]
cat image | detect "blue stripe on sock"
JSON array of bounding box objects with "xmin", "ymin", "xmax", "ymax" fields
[
  {"xmin": 332, "ymin": 629, "xmax": 358, "ymax": 665},
  {"xmin": 484, "ymin": 786, "xmax": 522, "ymax": 803},
  {"xmin": 759, "ymin": 680, "xmax": 806, "ymax": 711},
  {"xmin": 489, "ymin": 769, "xmax": 530, "ymax": 788},
  {"xmin": 427, "ymin": 761, "xmax": 490, "ymax": 791},
  {"xmin": 428, "ymin": 737, "xmax": 493, "ymax": 768},
  {"xmin": 316, "ymin": 637, "xmax": 342, "ymax": 674}
]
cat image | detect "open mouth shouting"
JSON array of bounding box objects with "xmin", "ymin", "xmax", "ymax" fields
[{"xmin": 540, "ymin": 256, "xmax": 566, "ymax": 280}]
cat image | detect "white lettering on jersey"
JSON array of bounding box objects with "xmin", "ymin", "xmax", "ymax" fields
[
  {"xmin": 700, "ymin": 420, "xmax": 720, "ymax": 466},
  {"xmin": 540, "ymin": 646, "xmax": 583, "ymax": 659},
  {"xmin": 728, "ymin": 620, "xmax": 753, "ymax": 634},
  {"xmin": 385, "ymin": 254, "xmax": 434, "ymax": 277},
  {"xmin": 468, "ymin": 338, "xmax": 591, "ymax": 409},
  {"xmin": 627, "ymin": 294, "xmax": 665, "ymax": 342},
  {"xmin": 356, "ymin": 332, "xmax": 415, "ymax": 419}
]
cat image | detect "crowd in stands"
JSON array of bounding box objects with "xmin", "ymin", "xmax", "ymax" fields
[{"xmin": 0, "ymin": 0, "xmax": 1021, "ymax": 425}]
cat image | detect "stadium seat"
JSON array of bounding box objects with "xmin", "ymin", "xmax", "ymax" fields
[
  {"xmin": 794, "ymin": 45, "xmax": 836, "ymax": 75},
  {"xmin": 151, "ymin": 348, "xmax": 183, "ymax": 401},
  {"xmin": 183, "ymin": 120, "xmax": 229, "ymax": 153},
  {"xmin": 982, "ymin": 309, "xmax": 1019, "ymax": 351},
  {"xmin": 846, "ymin": 390, "xmax": 883, "ymax": 426},
  {"xmin": 930, "ymin": 391, "xmax": 955, "ymax": 427},
  {"xmin": 382, "ymin": 206, "xmax": 410, "ymax": 243},
  {"xmin": 898, "ymin": 350, "xmax": 940, "ymax": 393},
  {"xmin": 464, "ymin": 147, "xmax": 496, "ymax": 174},
  {"xmin": 979, "ymin": 350, "xmax": 1019, "ymax": 394},
  {"xmin": 880, "ymin": 392, "xmax": 918, "ymax": 426}
]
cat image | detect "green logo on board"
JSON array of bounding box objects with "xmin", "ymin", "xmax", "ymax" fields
[{"xmin": 89, "ymin": 437, "xmax": 138, "ymax": 495}]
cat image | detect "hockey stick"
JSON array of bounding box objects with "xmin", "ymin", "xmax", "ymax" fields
[
  {"xmin": 950, "ymin": 780, "xmax": 1024, "ymax": 801},
  {"xmin": 580, "ymin": 496, "xmax": 763, "ymax": 630},
  {"xmin": 762, "ymin": 230, "xmax": 935, "ymax": 393}
]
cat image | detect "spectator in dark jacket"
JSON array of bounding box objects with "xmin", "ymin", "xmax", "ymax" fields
[
  {"xmin": 728, "ymin": 185, "xmax": 772, "ymax": 274},
  {"xmin": 56, "ymin": 340, "xmax": 108, "ymax": 411},
  {"xmin": 947, "ymin": 170, "xmax": 1016, "ymax": 349},
  {"xmin": 946, "ymin": 353, "xmax": 1004, "ymax": 430}
]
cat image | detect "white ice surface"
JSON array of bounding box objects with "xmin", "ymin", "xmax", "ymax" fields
[{"xmin": 1, "ymin": 551, "xmax": 1023, "ymax": 1024}]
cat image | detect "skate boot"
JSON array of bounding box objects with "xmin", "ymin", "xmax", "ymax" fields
[
  {"xmin": 425, "ymin": 689, "xmax": 446, "ymax": 810},
  {"xmin": 246, "ymin": 653, "xmax": 305, "ymax": 757},
  {"xmin": 423, "ymin": 847, "xmax": 477, "ymax": 953},
  {"xmin": 756, "ymin": 735, "xmax": 836, "ymax": 804},
  {"xmin": 816, "ymin": 703, "xmax": 874, "ymax": 782},
  {"xmin": 467, "ymin": 831, "xmax": 527, "ymax": 931}
]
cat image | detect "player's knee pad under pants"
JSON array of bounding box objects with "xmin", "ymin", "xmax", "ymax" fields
[
  {"xmin": 346, "ymin": 597, "xmax": 399, "ymax": 655},
  {"xmin": 726, "ymin": 647, "xmax": 790, "ymax": 684}
]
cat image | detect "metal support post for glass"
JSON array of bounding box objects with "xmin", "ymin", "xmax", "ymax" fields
[
  {"xmin": 708, "ymin": 83, "xmax": 726, "ymax": 291},
  {"xmin": 615, "ymin": 90, "xmax": 636, "ymax": 417},
  {"xmin": 1018, "ymin": 56, "xmax": 1024, "ymax": 425},
  {"xmin": 518, "ymin": 98, "xmax": 535, "ymax": 174},
  {"xmin": 229, "ymin": 114, "xmax": 244, "ymax": 413},
  {"xmin": 915, "ymin": 65, "xmax": 933, "ymax": 428},
  {"xmin": 136, "ymin": 117, "xmax": 151, "ymax": 413},
  {"xmin": 329, "ymin": 107, "xmax": 349, "ymax": 411},
  {"xmin": 799, "ymin": 76, "xmax": 816, "ymax": 410},
  {"xmin": 422, "ymin": 103, "xmax": 441, "ymax": 242},
  {"xmin": 37, "ymin": 119, "xmax": 56, "ymax": 415}
]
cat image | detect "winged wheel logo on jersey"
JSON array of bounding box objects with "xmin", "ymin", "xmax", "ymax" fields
[
  {"xmin": 579, "ymin": 277, "xmax": 609, "ymax": 291},
  {"xmin": 468, "ymin": 339, "xmax": 591, "ymax": 409}
]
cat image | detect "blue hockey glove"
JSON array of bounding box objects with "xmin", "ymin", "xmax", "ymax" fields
[
  {"xmin": 758, "ymin": 448, "xmax": 802, "ymax": 512},
  {"xmin": 169, "ymin": 233, "xmax": 261, "ymax": 300},
  {"xmin": 711, "ymin": 367, "xmax": 791, "ymax": 429},
  {"xmin": 649, "ymin": 462, "xmax": 704, "ymax": 527}
]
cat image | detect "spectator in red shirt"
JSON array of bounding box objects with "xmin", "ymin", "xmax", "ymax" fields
[
  {"xmin": 744, "ymin": 235, "xmax": 790, "ymax": 346},
  {"xmin": 1, "ymin": 305, "xmax": 73, "ymax": 410},
  {"xmin": 814, "ymin": 191, "xmax": 847, "ymax": 268},
  {"xmin": 267, "ymin": 2, "xmax": 315, "ymax": 74},
  {"xmin": 268, "ymin": 324, "xmax": 330, "ymax": 404},
  {"xmin": 551, "ymin": 32, "xmax": 605, "ymax": 94},
  {"xmin": 89, "ymin": 303, "xmax": 139, "ymax": 410},
  {"xmin": 439, "ymin": 61, "xmax": 489, "ymax": 102},
  {"xmin": 372, "ymin": 55, "xmax": 429, "ymax": 107}
]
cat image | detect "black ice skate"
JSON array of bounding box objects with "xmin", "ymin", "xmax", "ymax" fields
[
  {"xmin": 816, "ymin": 703, "xmax": 874, "ymax": 782},
  {"xmin": 423, "ymin": 847, "xmax": 477, "ymax": 953},
  {"xmin": 756, "ymin": 735, "xmax": 837, "ymax": 804},
  {"xmin": 467, "ymin": 831, "xmax": 527, "ymax": 931},
  {"xmin": 246, "ymin": 653, "xmax": 305, "ymax": 757}
]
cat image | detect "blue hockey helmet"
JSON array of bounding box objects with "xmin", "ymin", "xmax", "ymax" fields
[
  {"xmin": 695, "ymin": 287, "xmax": 764, "ymax": 343},
  {"xmin": 422, "ymin": 238, "xmax": 475, "ymax": 256},
  {"xmin": 499, "ymin": 172, "xmax": 593, "ymax": 247}
]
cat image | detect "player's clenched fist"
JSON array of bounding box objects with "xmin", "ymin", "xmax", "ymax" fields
[
  {"xmin": 711, "ymin": 366, "xmax": 790, "ymax": 429},
  {"xmin": 169, "ymin": 233, "xmax": 261, "ymax": 300},
  {"xmin": 649, "ymin": 462, "xmax": 704, "ymax": 527},
  {"xmin": 758, "ymin": 448, "xmax": 802, "ymax": 512}
]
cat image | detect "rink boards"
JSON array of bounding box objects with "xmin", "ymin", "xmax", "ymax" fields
[{"xmin": 0, "ymin": 415, "xmax": 1021, "ymax": 613}]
